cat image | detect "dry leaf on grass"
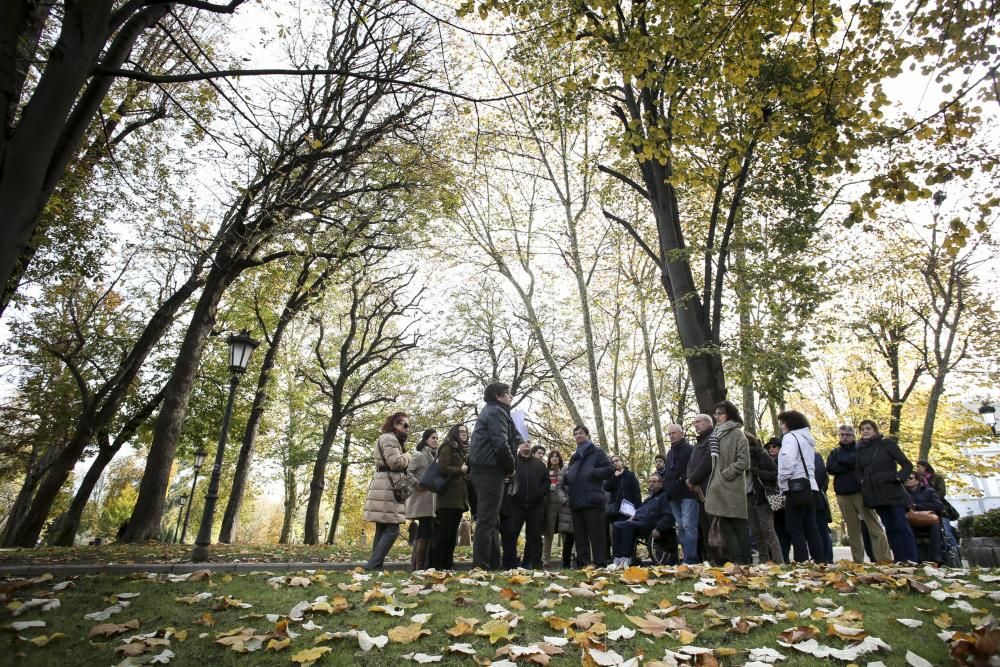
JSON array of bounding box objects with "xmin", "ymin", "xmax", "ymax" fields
[
  {"xmin": 89, "ymin": 619, "xmax": 140, "ymax": 638},
  {"xmin": 388, "ymin": 623, "xmax": 431, "ymax": 643},
  {"xmin": 446, "ymin": 617, "xmax": 480, "ymax": 637},
  {"xmin": 290, "ymin": 646, "xmax": 331, "ymax": 666}
]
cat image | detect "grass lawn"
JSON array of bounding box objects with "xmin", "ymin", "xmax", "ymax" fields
[
  {"xmin": 0, "ymin": 541, "xmax": 441, "ymax": 566},
  {"xmin": 2, "ymin": 561, "xmax": 999, "ymax": 666}
]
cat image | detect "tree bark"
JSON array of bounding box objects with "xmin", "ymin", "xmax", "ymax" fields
[
  {"xmin": 304, "ymin": 411, "xmax": 340, "ymax": 545},
  {"xmin": 51, "ymin": 435, "xmax": 117, "ymax": 547},
  {"xmin": 327, "ymin": 431, "xmax": 352, "ymax": 545},
  {"xmin": 638, "ymin": 296, "xmax": 665, "ymax": 455},
  {"xmin": 279, "ymin": 467, "xmax": 297, "ymax": 545},
  {"xmin": 122, "ymin": 246, "xmax": 238, "ymax": 542}
]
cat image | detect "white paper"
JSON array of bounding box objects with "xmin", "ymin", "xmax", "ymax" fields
[{"xmin": 619, "ymin": 499, "xmax": 637, "ymax": 517}]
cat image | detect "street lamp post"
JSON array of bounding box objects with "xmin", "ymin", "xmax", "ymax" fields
[
  {"xmin": 172, "ymin": 495, "xmax": 188, "ymax": 543},
  {"xmin": 179, "ymin": 446, "xmax": 207, "ymax": 544},
  {"xmin": 191, "ymin": 331, "xmax": 259, "ymax": 562},
  {"xmin": 980, "ymin": 403, "xmax": 997, "ymax": 436}
]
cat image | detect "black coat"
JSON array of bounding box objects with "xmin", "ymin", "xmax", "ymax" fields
[
  {"xmin": 826, "ymin": 441, "xmax": 862, "ymax": 495},
  {"xmin": 605, "ymin": 467, "xmax": 641, "ymax": 510},
  {"xmin": 748, "ymin": 445, "xmax": 778, "ymax": 505},
  {"xmin": 685, "ymin": 431, "xmax": 713, "ymax": 495},
  {"xmin": 469, "ymin": 401, "xmax": 519, "ymax": 475},
  {"xmin": 508, "ymin": 455, "xmax": 549, "ymax": 507},
  {"xmin": 856, "ymin": 436, "xmax": 912, "ymax": 508},
  {"xmin": 562, "ymin": 441, "xmax": 615, "ymax": 510},
  {"xmin": 663, "ymin": 440, "xmax": 695, "ymax": 500}
]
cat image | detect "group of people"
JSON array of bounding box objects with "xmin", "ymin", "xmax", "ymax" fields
[{"xmin": 361, "ymin": 382, "xmax": 957, "ymax": 571}]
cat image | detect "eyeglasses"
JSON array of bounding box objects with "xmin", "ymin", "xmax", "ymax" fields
[
  {"xmin": 397, "ymin": 422, "xmax": 409, "ymax": 429},
  {"xmin": 713, "ymin": 411, "xmax": 726, "ymax": 416},
  {"xmin": 839, "ymin": 433, "xmax": 853, "ymax": 437}
]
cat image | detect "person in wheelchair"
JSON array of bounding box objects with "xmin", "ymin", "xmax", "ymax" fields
[
  {"xmin": 903, "ymin": 472, "xmax": 944, "ymax": 564},
  {"xmin": 610, "ymin": 472, "xmax": 671, "ymax": 568}
]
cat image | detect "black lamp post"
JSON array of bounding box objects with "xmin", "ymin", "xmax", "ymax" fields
[
  {"xmin": 192, "ymin": 331, "xmax": 259, "ymax": 562},
  {"xmin": 172, "ymin": 495, "xmax": 188, "ymax": 543},
  {"xmin": 980, "ymin": 403, "xmax": 997, "ymax": 436},
  {"xmin": 179, "ymin": 446, "xmax": 207, "ymax": 544}
]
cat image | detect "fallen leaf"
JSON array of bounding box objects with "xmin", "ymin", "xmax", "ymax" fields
[
  {"xmin": 89, "ymin": 619, "xmax": 140, "ymax": 638},
  {"xmin": 402, "ymin": 653, "xmax": 443, "ymax": 663},
  {"xmin": 446, "ymin": 617, "xmax": 480, "ymax": 636},
  {"xmin": 25, "ymin": 633, "xmax": 65, "ymax": 647},
  {"xmin": 266, "ymin": 637, "xmax": 290, "ymax": 651},
  {"xmin": 388, "ymin": 623, "xmax": 431, "ymax": 643},
  {"xmin": 290, "ymin": 646, "xmax": 331, "ymax": 666},
  {"xmin": 906, "ymin": 650, "xmax": 934, "ymax": 667}
]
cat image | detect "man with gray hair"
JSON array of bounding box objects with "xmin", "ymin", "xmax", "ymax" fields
[
  {"xmin": 825, "ymin": 424, "xmax": 892, "ymax": 563},
  {"xmin": 684, "ymin": 413, "xmax": 715, "ymax": 562},
  {"xmin": 661, "ymin": 423, "xmax": 698, "ymax": 564}
]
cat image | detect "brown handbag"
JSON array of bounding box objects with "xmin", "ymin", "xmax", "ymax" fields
[{"xmin": 906, "ymin": 510, "xmax": 939, "ymax": 528}]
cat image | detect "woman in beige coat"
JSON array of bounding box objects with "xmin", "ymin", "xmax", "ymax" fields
[
  {"xmin": 704, "ymin": 400, "xmax": 751, "ymax": 564},
  {"xmin": 363, "ymin": 411, "xmax": 411, "ymax": 570},
  {"xmin": 405, "ymin": 428, "xmax": 438, "ymax": 570}
]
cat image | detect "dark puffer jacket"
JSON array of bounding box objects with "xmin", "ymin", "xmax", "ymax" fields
[
  {"xmin": 507, "ymin": 454, "xmax": 549, "ymax": 508},
  {"xmin": 630, "ymin": 488, "xmax": 669, "ymax": 527},
  {"xmin": 907, "ymin": 485, "xmax": 944, "ymax": 514},
  {"xmin": 856, "ymin": 435, "xmax": 912, "ymax": 508},
  {"xmin": 561, "ymin": 441, "xmax": 615, "ymax": 510}
]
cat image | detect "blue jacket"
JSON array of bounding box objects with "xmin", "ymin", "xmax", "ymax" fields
[
  {"xmin": 826, "ymin": 441, "xmax": 862, "ymax": 495},
  {"xmin": 907, "ymin": 485, "xmax": 943, "ymax": 514},
  {"xmin": 631, "ymin": 488, "xmax": 668, "ymax": 527},
  {"xmin": 562, "ymin": 441, "xmax": 615, "ymax": 510}
]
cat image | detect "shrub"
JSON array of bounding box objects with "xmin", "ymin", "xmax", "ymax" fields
[{"xmin": 960, "ymin": 508, "xmax": 1000, "ymax": 538}]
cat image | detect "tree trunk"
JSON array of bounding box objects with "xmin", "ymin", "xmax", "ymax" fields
[
  {"xmin": 3, "ymin": 270, "xmax": 201, "ymax": 547},
  {"xmin": 51, "ymin": 436, "xmax": 117, "ymax": 547},
  {"xmin": 638, "ymin": 296, "xmax": 665, "ymax": 455},
  {"xmin": 122, "ymin": 251, "xmax": 237, "ymax": 542},
  {"xmin": 328, "ymin": 431, "xmax": 352, "ymax": 545},
  {"xmin": 919, "ymin": 375, "xmax": 946, "ymax": 462},
  {"xmin": 303, "ymin": 410, "xmax": 341, "ymax": 544},
  {"xmin": 218, "ymin": 320, "xmax": 286, "ymax": 543},
  {"xmin": 0, "ymin": 2, "xmax": 173, "ymax": 309},
  {"xmin": 279, "ymin": 467, "xmax": 297, "ymax": 545}
]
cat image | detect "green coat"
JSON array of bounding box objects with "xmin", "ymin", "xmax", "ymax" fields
[
  {"xmin": 704, "ymin": 420, "xmax": 750, "ymax": 520},
  {"xmin": 434, "ymin": 439, "xmax": 468, "ymax": 512}
]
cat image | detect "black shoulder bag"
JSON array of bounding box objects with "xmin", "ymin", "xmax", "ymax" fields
[{"xmin": 785, "ymin": 434, "xmax": 813, "ymax": 508}]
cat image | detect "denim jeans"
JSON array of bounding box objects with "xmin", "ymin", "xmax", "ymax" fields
[{"xmin": 670, "ymin": 498, "xmax": 700, "ymax": 564}]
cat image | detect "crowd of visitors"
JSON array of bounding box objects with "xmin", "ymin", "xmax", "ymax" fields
[{"xmin": 362, "ymin": 383, "xmax": 960, "ymax": 571}]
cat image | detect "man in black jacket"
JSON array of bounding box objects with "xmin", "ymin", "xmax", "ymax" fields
[
  {"xmin": 826, "ymin": 424, "xmax": 891, "ymax": 563},
  {"xmin": 501, "ymin": 441, "xmax": 550, "ymax": 569},
  {"xmin": 685, "ymin": 414, "xmax": 715, "ymax": 562},
  {"xmin": 664, "ymin": 424, "xmax": 697, "ymax": 564},
  {"xmin": 469, "ymin": 382, "xmax": 520, "ymax": 570}
]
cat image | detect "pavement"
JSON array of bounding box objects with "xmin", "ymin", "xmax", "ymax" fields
[{"xmin": 0, "ymin": 546, "xmax": 859, "ymax": 577}]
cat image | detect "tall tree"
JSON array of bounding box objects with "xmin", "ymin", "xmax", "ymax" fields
[
  {"xmin": 122, "ymin": 0, "xmax": 435, "ymax": 541},
  {"xmin": 302, "ymin": 261, "xmax": 421, "ymax": 544},
  {"xmin": 0, "ymin": 0, "xmax": 246, "ymax": 313}
]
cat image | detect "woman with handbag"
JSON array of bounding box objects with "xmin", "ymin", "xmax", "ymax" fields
[
  {"xmin": 855, "ymin": 419, "xmax": 918, "ymax": 562},
  {"xmin": 433, "ymin": 424, "xmax": 469, "ymax": 570},
  {"xmin": 363, "ymin": 411, "xmax": 412, "ymax": 570},
  {"xmin": 405, "ymin": 428, "xmax": 439, "ymax": 571},
  {"xmin": 703, "ymin": 401, "xmax": 752, "ymax": 564},
  {"xmin": 776, "ymin": 410, "xmax": 826, "ymax": 563},
  {"xmin": 903, "ymin": 472, "xmax": 944, "ymax": 564},
  {"xmin": 747, "ymin": 434, "xmax": 784, "ymax": 563}
]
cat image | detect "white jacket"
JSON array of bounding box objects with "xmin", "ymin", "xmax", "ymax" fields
[{"xmin": 777, "ymin": 428, "xmax": 818, "ymax": 492}]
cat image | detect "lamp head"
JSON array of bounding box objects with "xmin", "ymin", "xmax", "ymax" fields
[
  {"xmin": 980, "ymin": 403, "xmax": 997, "ymax": 427},
  {"xmin": 227, "ymin": 330, "xmax": 259, "ymax": 374}
]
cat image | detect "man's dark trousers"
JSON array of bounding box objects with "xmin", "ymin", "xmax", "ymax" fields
[
  {"xmin": 471, "ymin": 471, "xmax": 505, "ymax": 569},
  {"xmin": 502, "ymin": 503, "xmax": 544, "ymax": 569}
]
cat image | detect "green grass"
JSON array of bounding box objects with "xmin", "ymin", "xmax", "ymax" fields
[
  {"xmin": 0, "ymin": 542, "xmax": 470, "ymax": 566},
  {"xmin": 3, "ymin": 562, "xmax": 998, "ymax": 666}
]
